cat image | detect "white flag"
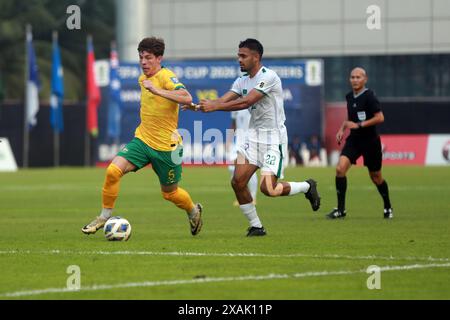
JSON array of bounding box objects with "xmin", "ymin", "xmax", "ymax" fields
[{"xmin": 25, "ymin": 28, "xmax": 41, "ymax": 128}]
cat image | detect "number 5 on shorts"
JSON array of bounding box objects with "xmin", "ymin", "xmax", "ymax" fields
[{"xmin": 168, "ymin": 169, "xmax": 175, "ymax": 183}]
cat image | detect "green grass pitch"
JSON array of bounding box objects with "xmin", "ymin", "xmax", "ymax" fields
[{"xmin": 0, "ymin": 166, "xmax": 449, "ymax": 299}]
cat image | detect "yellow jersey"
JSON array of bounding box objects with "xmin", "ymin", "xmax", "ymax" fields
[{"xmin": 135, "ymin": 67, "xmax": 185, "ymax": 151}]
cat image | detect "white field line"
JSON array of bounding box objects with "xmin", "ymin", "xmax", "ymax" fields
[
  {"xmin": 1, "ymin": 184, "xmax": 450, "ymax": 192},
  {"xmin": 0, "ymin": 185, "xmax": 231, "ymax": 192},
  {"xmin": 323, "ymin": 185, "xmax": 450, "ymax": 192},
  {"xmin": 2, "ymin": 262, "xmax": 450, "ymax": 298},
  {"xmin": 0, "ymin": 249, "xmax": 449, "ymax": 263}
]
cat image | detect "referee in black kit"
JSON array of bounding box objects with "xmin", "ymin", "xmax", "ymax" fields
[{"xmin": 327, "ymin": 67, "xmax": 393, "ymax": 219}]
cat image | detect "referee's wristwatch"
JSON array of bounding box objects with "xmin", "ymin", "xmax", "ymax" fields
[{"xmin": 358, "ymin": 122, "xmax": 363, "ymax": 129}]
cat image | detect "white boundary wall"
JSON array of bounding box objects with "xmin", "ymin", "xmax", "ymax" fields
[{"xmin": 117, "ymin": 0, "xmax": 450, "ymax": 61}]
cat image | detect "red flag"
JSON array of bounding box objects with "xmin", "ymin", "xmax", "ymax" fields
[{"xmin": 86, "ymin": 35, "xmax": 101, "ymax": 136}]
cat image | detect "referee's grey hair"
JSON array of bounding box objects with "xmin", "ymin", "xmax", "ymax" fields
[{"xmin": 351, "ymin": 67, "xmax": 367, "ymax": 77}]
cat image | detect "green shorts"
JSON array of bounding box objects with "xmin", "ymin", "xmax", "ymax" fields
[{"xmin": 117, "ymin": 138, "xmax": 183, "ymax": 186}]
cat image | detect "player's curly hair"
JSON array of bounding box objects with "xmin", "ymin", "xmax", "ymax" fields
[
  {"xmin": 239, "ymin": 38, "xmax": 263, "ymax": 60},
  {"xmin": 137, "ymin": 37, "xmax": 165, "ymax": 57}
]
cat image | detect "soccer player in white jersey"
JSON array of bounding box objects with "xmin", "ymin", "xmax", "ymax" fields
[
  {"xmin": 229, "ymin": 109, "xmax": 258, "ymax": 205},
  {"xmin": 198, "ymin": 38, "xmax": 321, "ymax": 236}
]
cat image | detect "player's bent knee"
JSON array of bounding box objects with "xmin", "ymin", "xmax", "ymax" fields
[
  {"xmin": 371, "ymin": 175, "xmax": 383, "ymax": 185},
  {"xmin": 231, "ymin": 177, "xmax": 246, "ymax": 191},
  {"xmin": 260, "ymin": 186, "xmax": 273, "ymax": 197},
  {"xmin": 106, "ymin": 164, "xmax": 123, "ymax": 183},
  {"xmin": 230, "ymin": 178, "xmax": 238, "ymax": 190},
  {"xmin": 162, "ymin": 192, "xmax": 170, "ymax": 201},
  {"xmin": 336, "ymin": 165, "xmax": 347, "ymax": 177},
  {"xmin": 259, "ymin": 184, "xmax": 269, "ymax": 196},
  {"xmin": 162, "ymin": 190, "xmax": 176, "ymax": 201},
  {"xmin": 260, "ymin": 184, "xmax": 278, "ymax": 197}
]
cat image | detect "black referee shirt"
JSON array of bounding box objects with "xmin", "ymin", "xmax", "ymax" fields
[{"xmin": 345, "ymin": 88, "xmax": 381, "ymax": 140}]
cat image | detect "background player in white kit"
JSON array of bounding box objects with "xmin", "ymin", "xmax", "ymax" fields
[
  {"xmin": 198, "ymin": 38, "xmax": 321, "ymax": 236},
  {"xmin": 228, "ymin": 109, "xmax": 258, "ymax": 206}
]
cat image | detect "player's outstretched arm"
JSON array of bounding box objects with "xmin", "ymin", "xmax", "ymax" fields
[
  {"xmin": 181, "ymin": 91, "xmax": 240, "ymax": 112},
  {"xmin": 181, "ymin": 102, "xmax": 201, "ymax": 111},
  {"xmin": 216, "ymin": 91, "xmax": 241, "ymax": 104},
  {"xmin": 142, "ymin": 79, "xmax": 193, "ymax": 105},
  {"xmin": 200, "ymin": 89, "xmax": 263, "ymax": 113}
]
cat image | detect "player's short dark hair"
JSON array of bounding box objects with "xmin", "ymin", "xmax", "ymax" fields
[
  {"xmin": 137, "ymin": 37, "xmax": 165, "ymax": 57},
  {"xmin": 239, "ymin": 38, "xmax": 263, "ymax": 60}
]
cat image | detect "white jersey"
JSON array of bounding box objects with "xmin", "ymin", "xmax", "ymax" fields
[
  {"xmin": 231, "ymin": 66, "xmax": 287, "ymax": 145},
  {"xmin": 231, "ymin": 109, "xmax": 251, "ymax": 146}
]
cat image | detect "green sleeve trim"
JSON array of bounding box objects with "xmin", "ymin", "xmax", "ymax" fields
[
  {"xmin": 231, "ymin": 89, "xmax": 242, "ymax": 96},
  {"xmin": 256, "ymin": 88, "xmax": 267, "ymax": 96}
]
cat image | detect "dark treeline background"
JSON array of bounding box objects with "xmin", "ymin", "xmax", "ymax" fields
[{"xmin": 0, "ymin": 0, "xmax": 115, "ymax": 102}]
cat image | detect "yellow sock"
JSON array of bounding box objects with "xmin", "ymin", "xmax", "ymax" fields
[
  {"xmin": 102, "ymin": 163, "xmax": 123, "ymax": 209},
  {"xmin": 162, "ymin": 187, "xmax": 195, "ymax": 214}
]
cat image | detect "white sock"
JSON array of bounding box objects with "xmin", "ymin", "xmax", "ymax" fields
[
  {"xmin": 100, "ymin": 208, "xmax": 113, "ymax": 220},
  {"xmin": 228, "ymin": 165, "xmax": 235, "ymax": 178},
  {"xmin": 288, "ymin": 182, "xmax": 310, "ymax": 196},
  {"xmin": 188, "ymin": 205, "xmax": 198, "ymax": 219},
  {"xmin": 239, "ymin": 203, "xmax": 262, "ymax": 228},
  {"xmin": 249, "ymin": 173, "xmax": 258, "ymax": 202}
]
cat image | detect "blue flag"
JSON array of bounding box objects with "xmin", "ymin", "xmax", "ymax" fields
[
  {"xmin": 50, "ymin": 33, "xmax": 64, "ymax": 132},
  {"xmin": 25, "ymin": 27, "xmax": 41, "ymax": 128},
  {"xmin": 107, "ymin": 44, "xmax": 122, "ymax": 140}
]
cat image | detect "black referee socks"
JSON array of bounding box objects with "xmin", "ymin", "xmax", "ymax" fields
[
  {"xmin": 336, "ymin": 176, "xmax": 347, "ymax": 212},
  {"xmin": 376, "ymin": 180, "xmax": 392, "ymax": 209}
]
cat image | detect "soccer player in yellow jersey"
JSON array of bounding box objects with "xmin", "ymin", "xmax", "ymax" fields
[{"xmin": 82, "ymin": 37, "xmax": 203, "ymax": 236}]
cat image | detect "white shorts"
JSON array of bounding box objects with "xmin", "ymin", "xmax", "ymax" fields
[
  {"xmin": 238, "ymin": 139, "xmax": 288, "ymax": 179},
  {"xmin": 227, "ymin": 134, "xmax": 246, "ymax": 164}
]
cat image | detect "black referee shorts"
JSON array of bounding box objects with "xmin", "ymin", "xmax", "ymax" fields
[{"xmin": 341, "ymin": 135, "xmax": 382, "ymax": 172}]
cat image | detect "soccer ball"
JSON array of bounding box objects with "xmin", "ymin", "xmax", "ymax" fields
[{"xmin": 104, "ymin": 216, "xmax": 132, "ymax": 241}]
